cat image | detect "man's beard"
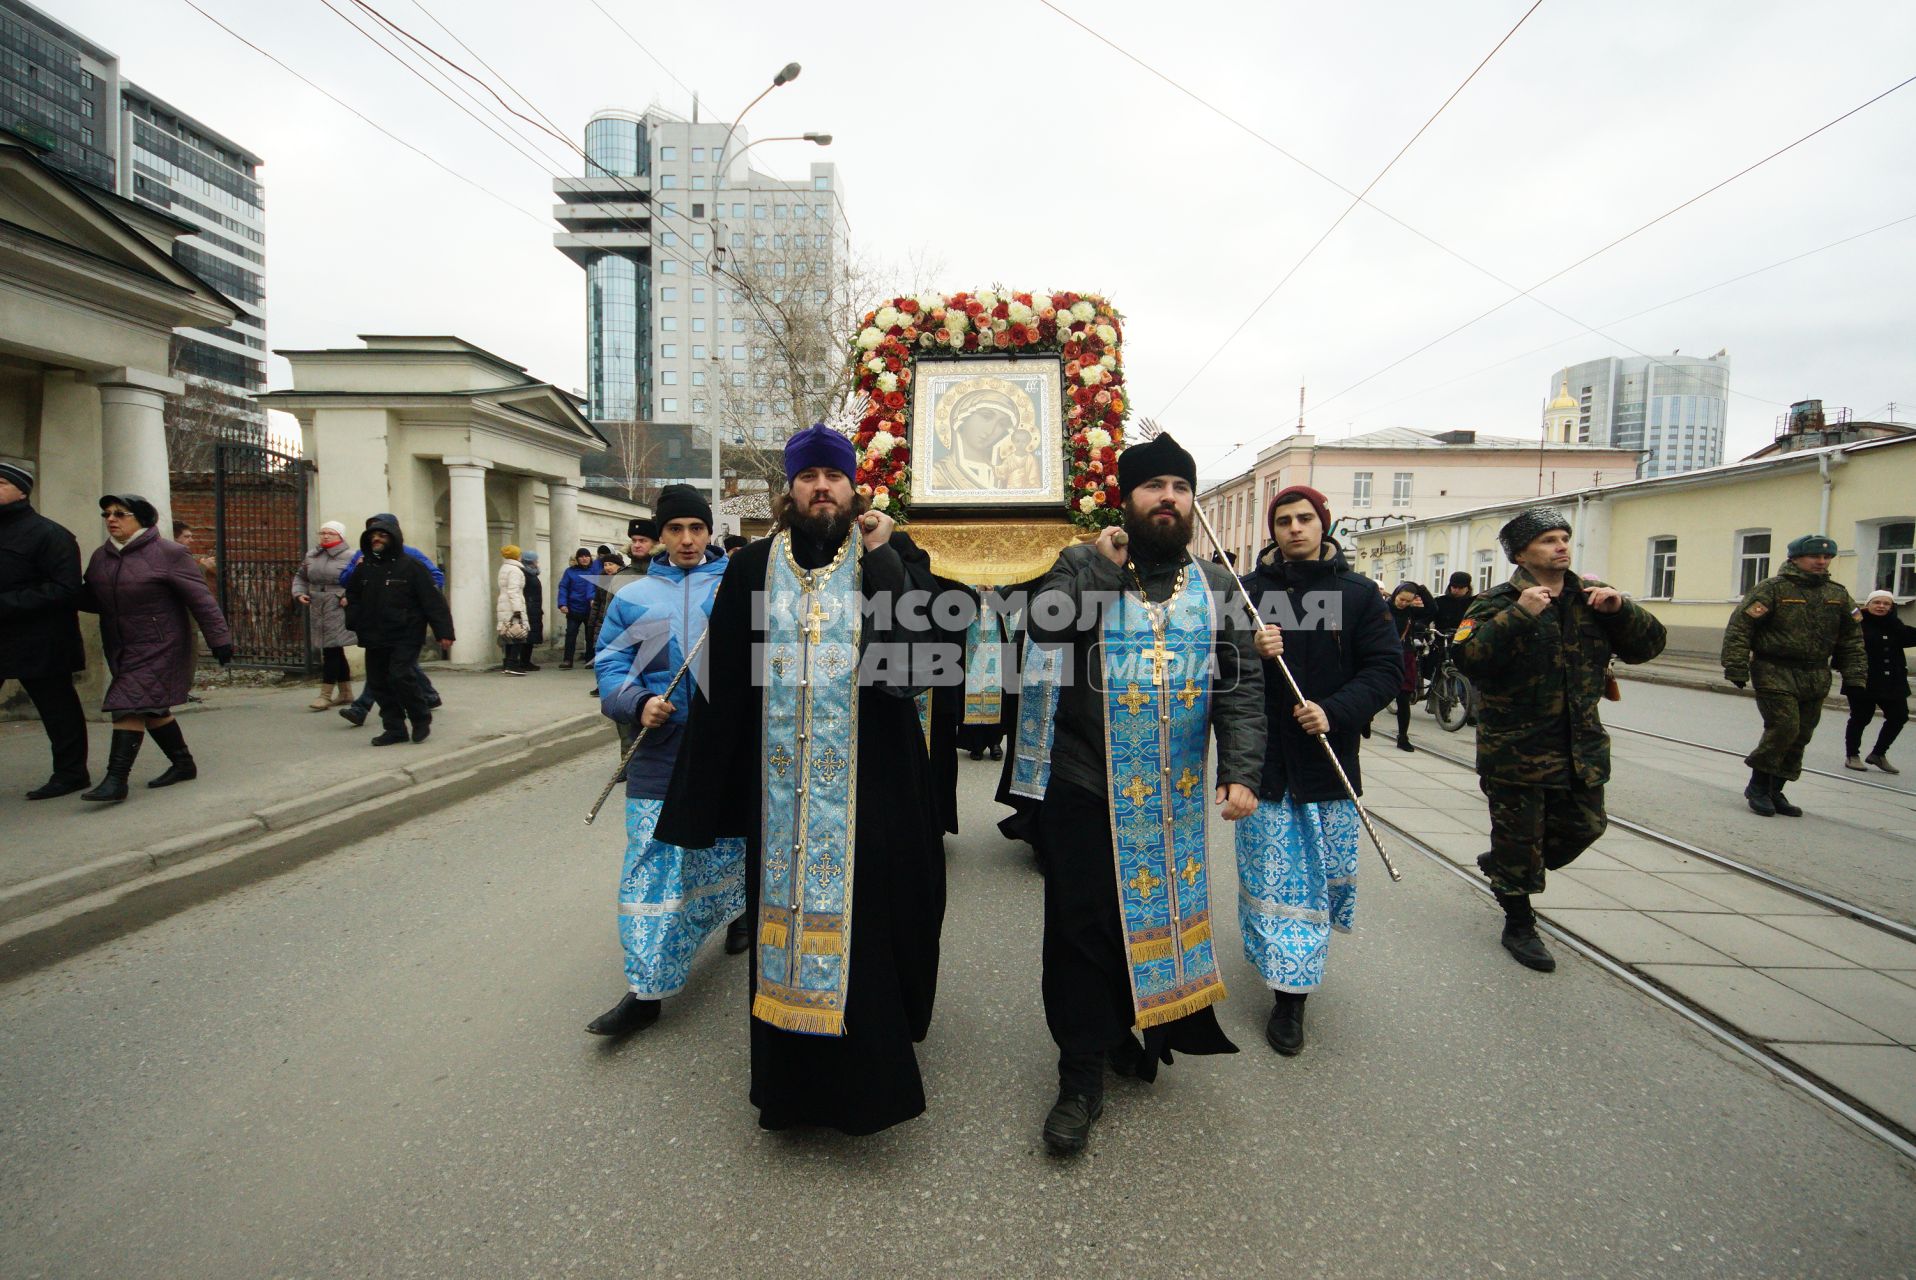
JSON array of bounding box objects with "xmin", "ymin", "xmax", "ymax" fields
[
  {"xmin": 792, "ymin": 503, "xmax": 855, "ymax": 549},
  {"xmin": 1123, "ymin": 503, "xmax": 1194, "ymax": 560}
]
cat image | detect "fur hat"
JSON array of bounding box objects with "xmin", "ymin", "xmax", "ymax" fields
[
  {"xmin": 1787, "ymin": 533, "xmax": 1837, "ymax": 558},
  {"xmin": 628, "ymin": 517, "xmax": 659, "ymax": 541},
  {"xmin": 1116, "ymin": 432, "xmax": 1197, "ymax": 500},
  {"xmin": 1498, "ymin": 507, "xmax": 1572, "ymax": 562},
  {"xmin": 1448, "ymin": 570, "xmax": 1473, "ymax": 590}
]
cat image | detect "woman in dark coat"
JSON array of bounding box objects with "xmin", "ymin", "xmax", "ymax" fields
[
  {"xmin": 80, "ymin": 494, "xmax": 233, "ymax": 802},
  {"xmin": 1387, "ymin": 580, "xmax": 1433, "ymax": 752},
  {"xmin": 1845, "ymin": 589, "xmax": 1916, "ymax": 773},
  {"xmin": 519, "ymin": 549, "xmax": 546, "ymax": 662}
]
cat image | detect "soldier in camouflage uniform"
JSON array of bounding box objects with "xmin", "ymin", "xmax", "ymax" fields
[
  {"xmin": 1720, "ymin": 533, "xmax": 1865, "ymax": 817},
  {"xmin": 1451, "ymin": 508, "xmax": 1667, "ymax": 972}
]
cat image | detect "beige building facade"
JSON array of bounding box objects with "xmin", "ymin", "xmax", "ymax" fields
[
  {"xmin": 1348, "ymin": 435, "xmax": 1916, "ymax": 656},
  {"xmin": 0, "ymin": 138, "xmax": 237, "ymax": 712},
  {"xmin": 1200, "ymin": 426, "xmax": 1641, "ymax": 569},
  {"xmin": 261, "ymin": 336, "xmax": 644, "ymax": 669}
]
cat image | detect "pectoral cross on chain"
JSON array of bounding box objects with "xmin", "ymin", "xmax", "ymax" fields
[
  {"xmin": 803, "ymin": 598, "xmax": 828, "ymax": 645},
  {"xmin": 1140, "ymin": 640, "xmax": 1173, "ymax": 686}
]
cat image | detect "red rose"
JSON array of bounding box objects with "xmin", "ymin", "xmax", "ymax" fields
[
  {"xmin": 891, "ymin": 444, "xmax": 910, "ymax": 462},
  {"xmin": 885, "ymin": 391, "xmax": 906, "ymax": 410},
  {"xmin": 992, "ymin": 330, "xmax": 1011, "ymax": 348},
  {"xmin": 992, "ymin": 302, "xmax": 1010, "ymax": 320},
  {"xmin": 963, "ymin": 332, "xmax": 980, "ymax": 350},
  {"xmin": 900, "ymin": 298, "xmax": 919, "ymax": 314},
  {"xmin": 1104, "ymin": 410, "xmax": 1121, "ymax": 428},
  {"xmin": 885, "ymin": 357, "xmax": 901, "ymax": 372},
  {"xmin": 1010, "ymin": 324, "xmax": 1030, "ymax": 343},
  {"xmin": 965, "ymin": 300, "xmax": 984, "ymax": 317}
]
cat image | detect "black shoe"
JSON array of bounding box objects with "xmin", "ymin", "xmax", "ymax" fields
[
  {"xmin": 81, "ymin": 729, "xmax": 143, "ymax": 803},
  {"xmin": 1769, "ymin": 779, "xmax": 1803, "ymax": 817},
  {"xmin": 724, "ymin": 917, "xmax": 752, "ymax": 955},
  {"xmin": 522, "ymin": 662, "xmax": 542, "ymax": 672},
  {"xmin": 968, "ymin": 748, "xmax": 984, "ymax": 760},
  {"xmin": 988, "ymin": 744, "xmax": 1002, "ymax": 760},
  {"xmin": 1266, "ymin": 993, "xmax": 1307, "ymax": 1055},
  {"xmin": 559, "ymin": 660, "xmax": 574, "ymax": 670},
  {"xmin": 26, "ymin": 774, "xmax": 89, "ymax": 800},
  {"xmin": 411, "ymin": 715, "xmax": 432, "ymax": 744},
  {"xmin": 1744, "ymin": 770, "xmax": 1776, "ymax": 817},
  {"xmin": 426, "ymin": 696, "xmax": 443, "ymax": 710},
  {"xmin": 586, "ymin": 994, "xmax": 660, "ymax": 1036},
  {"xmin": 503, "ymin": 666, "xmax": 527, "ymax": 676},
  {"xmin": 1041, "ymin": 1091, "xmax": 1103, "ymax": 1156},
  {"xmin": 370, "ymin": 728, "xmax": 409, "ymax": 746},
  {"xmin": 1501, "ymin": 922, "xmax": 1556, "ymax": 972},
  {"xmin": 147, "ymin": 756, "xmax": 198, "ymax": 788},
  {"xmin": 339, "ymin": 705, "xmax": 368, "ymax": 728},
  {"xmin": 1396, "ymin": 736, "xmax": 1416, "ymax": 752}
]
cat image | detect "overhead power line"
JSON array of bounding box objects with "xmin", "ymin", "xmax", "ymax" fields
[
  {"xmin": 582, "ymin": 0, "xmax": 695, "ymax": 101},
  {"xmin": 176, "ymin": 0, "xmax": 550, "ymax": 228},
  {"xmin": 1152, "ymin": 0, "xmax": 1549, "ymax": 417}
]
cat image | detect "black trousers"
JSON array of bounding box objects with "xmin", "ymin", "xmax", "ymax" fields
[
  {"xmin": 364, "ymin": 643, "xmax": 428, "ymax": 728},
  {"xmin": 5, "ymin": 674, "xmax": 88, "ymax": 781},
  {"xmin": 1846, "ymin": 688, "xmax": 1909, "ymax": 756},
  {"xmin": 320, "ymin": 646, "xmax": 350, "ymax": 682},
  {"xmin": 563, "ymin": 613, "xmax": 591, "ymax": 661}
]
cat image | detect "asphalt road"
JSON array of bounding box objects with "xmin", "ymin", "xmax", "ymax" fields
[{"xmin": 3, "ymin": 753, "xmax": 1913, "ymax": 1278}]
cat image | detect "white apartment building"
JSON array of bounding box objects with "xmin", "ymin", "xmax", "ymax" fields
[{"xmin": 554, "ymin": 106, "xmax": 846, "ymax": 501}]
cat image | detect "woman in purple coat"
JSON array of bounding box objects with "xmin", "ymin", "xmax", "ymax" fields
[{"xmin": 79, "ymin": 494, "xmax": 233, "ymax": 803}]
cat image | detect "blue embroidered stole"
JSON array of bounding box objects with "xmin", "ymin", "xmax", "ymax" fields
[
  {"xmin": 755, "ymin": 531, "xmax": 860, "ymax": 1036},
  {"xmin": 1101, "ymin": 563, "xmax": 1227, "ymax": 1029},
  {"xmin": 962, "ymin": 591, "xmax": 1004, "ymax": 724},
  {"xmin": 913, "ymin": 690, "xmax": 932, "ymax": 751},
  {"xmin": 1009, "ymin": 634, "xmax": 1062, "ymax": 800}
]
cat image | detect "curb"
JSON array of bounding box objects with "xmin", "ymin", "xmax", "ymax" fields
[
  {"xmin": 1615, "ymin": 667, "xmax": 1851, "ymax": 711},
  {"xmin": 0, "ymin": 712, "xmax": 612, "ymax": 983}
]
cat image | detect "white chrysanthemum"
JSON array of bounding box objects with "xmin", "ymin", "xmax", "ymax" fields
[
  {"xmin": 1070, "ymin": 300, "xmax": 1096, "ymax": 322},
  {"xmin": 1033, "ymin": 293, "xmax": 1053, "ymax": 315},
  {"xmin": 1095, "ymin": 323, "xmax": 1117, "ymax": 344},
  {"xmin": 1086, "ymin": 427, "xmax": 1112, "ymax": 449},
  {"xmin": 1007, "ymin": 302, "xmax": 1033, "ymax": 325},
  {"xmin": 947, "ymin": 311, "xmax": 968, "ymax": 334},
  {"xmin": 873, "ymin": 492, "xmax": 892, "ymax": 511},
  {"xmin": 1078, "ymin": 495, "xmax": 1098, "ymax": 514},
  {"xmin": 977, "ymin": 289, "xmax": 998, "ymax": 308},
  {"xmin": 876, "ymin": 372, "xmax": 898, "ymax": 394},
  {"xmin": 856, "ymin": 327, "xmax": 884, "ymax": 350},
  {"xmin": 869, "ymin": 431, "xmax": 897, "ymax": 455},
  {"xmin": 866, "ymin": 357, "xmax": 885, "ymax": 374},
  {"xmin": 918, "ymin": 293, "xmax": 944, "ymax": 313},
  {"xmin": 875, "ymin": 305, "xmax": 901, "ymax": 330},
  {"xmin": 1099, "ymin": 353, "xmax": 1117, "ymax": 370},
  {"xmin": 1079, "ymin": 365, "xmax": 1104, "ymax": 386}
]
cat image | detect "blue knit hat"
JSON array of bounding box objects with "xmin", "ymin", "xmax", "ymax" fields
[{"xmin": 783, "ymin": 423, "xmax": 856, "ymax": 482}]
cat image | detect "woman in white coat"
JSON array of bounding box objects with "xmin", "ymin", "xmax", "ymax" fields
[{"xmin": 495, "ymin": 545, "xmax": 532, "ymax": 674}]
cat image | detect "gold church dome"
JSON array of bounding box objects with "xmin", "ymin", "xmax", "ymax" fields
[{"xmin": 1548, "ymin": 377, "xmax": 1578, "ymax": 412}]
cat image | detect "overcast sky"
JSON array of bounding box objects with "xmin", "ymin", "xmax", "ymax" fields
[{"xmin": 60, "ymin": 0, "xmax": 1916, "ymax": 474}]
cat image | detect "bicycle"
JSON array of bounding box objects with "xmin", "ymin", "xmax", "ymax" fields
[{"xmin": 1424, "ymin": 629, "xmax": 1476, "ymax": 733}]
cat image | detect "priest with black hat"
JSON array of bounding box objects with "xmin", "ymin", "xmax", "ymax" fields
[
  {"xmin": 1023, "ymin": 430, "xmax": 1265, "ymax": 1157},
  {"xmin": 653, "ymin": 422, "xmax": 946, "ymax": 1136}
]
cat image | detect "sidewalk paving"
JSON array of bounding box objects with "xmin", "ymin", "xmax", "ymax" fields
[
  {"xmin": 1, "ymin": 665, "xmax": 617, "ymax": 951},
  {"xmin": 1618, "ymin": 650, "xmax": 1849, "ymax": 710},
  {"xmin": 1359, "ymin": 748, "xmax": 1916, "ymax": 1138}
]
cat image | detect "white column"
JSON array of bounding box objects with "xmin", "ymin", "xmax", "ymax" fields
[
  {"xmin": 444, "ymin": 457, "xmax": 494, "ymax": 667},
  {"xmin": 96, "ymin": 369, "xmax": 183, "ymax": 535},
  {"xmin": 549, "ymin": 480, "xmax": 580, "ymax": 578}
]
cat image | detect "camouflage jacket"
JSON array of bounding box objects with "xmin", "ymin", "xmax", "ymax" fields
[
  {"xmin": 1450, "ymin": 567, "xmax": 1667, "ymax": 787},
  {"xmin": 1720, "ymin": 562, "xmax": 1865, "ymax": 686}
]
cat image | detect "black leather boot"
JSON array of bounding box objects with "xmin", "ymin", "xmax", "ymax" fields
[
  {"xmin": 724, "ymin": 916, "xmax": 752, "ymax": 955},
  {"xmin": 585, "ymin": 993, "xmax": 660, "ymax": 1036},
  {"xmin": 410, "ymin": 713, "xmax": 432, "ymax": 744},
  {"xmin": 26, "ymin": 772, "xmax": 90, "ymax": 800},
  {"xmin": 81, "ymin": 729, "xmax": 143, "ymax": 803},
  {"xmin": 1768, "ymin": 776, "xmax": 1803, "ymax": 817},
  {"xmin": 1266, "ymin": 991, "xmax": 1308, "ymax": 1055},
  {"xmin": 1497, "ymin": 893, "xmax": 1555, "ymax": 972},
  {"xmin": 144, "ymin": 719, "xmax": 198, "ymax": 788},
  {"xmin": 1744, "ymin": 769, "xmax": 1776, "ymax": 817},
  {"xmin": 370, "ymin": 720, "xmax": 410, "ymax": 746},
  {"xmin": 1041, "ymin": 1089, "xmax": 1103, "ymax": 1156}
]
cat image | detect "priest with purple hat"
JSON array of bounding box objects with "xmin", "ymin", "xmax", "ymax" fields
[{"xmin": 654, "ymin": 420, "xmax": 947, "ymax": 1137}]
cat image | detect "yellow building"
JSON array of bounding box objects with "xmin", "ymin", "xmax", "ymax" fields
[{"xmin": 1349, "ymin": 435, "xmax": 1915, "ymax": 655}]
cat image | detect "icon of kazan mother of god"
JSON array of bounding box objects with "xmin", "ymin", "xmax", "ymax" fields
[{"xmin": 929, "ymin": 383, "xmax": 1029, "ymax": 493}]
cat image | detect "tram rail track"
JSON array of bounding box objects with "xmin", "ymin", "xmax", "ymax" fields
[
  {"xmin": 1367, "ymin": 808, "xmax": 1916, "ymax": 1165},
  {"xmin": 1605, "ymin": 722, "xmax": 1916, "ymax": 798},
  {"xmin": 1405, "ymin": 736, "xmax": 1916, "ymax": 943}
]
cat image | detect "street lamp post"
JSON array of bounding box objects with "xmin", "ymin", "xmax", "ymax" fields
[{"xmin": 702, "ymin": 63, "xmax": 803, "ymax": 526}]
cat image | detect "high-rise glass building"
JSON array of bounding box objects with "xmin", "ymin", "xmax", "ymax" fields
[
  {"xmin": 1548, "ymin": 352, "xmax": 1730, "ymax": 479},
  {"xmin": 555, "ymin": 105, "xmax": 847, "ymax": 499},
  {"xmin": 0, "ymin": 0, "xmax": 266, "ymax": 443}
]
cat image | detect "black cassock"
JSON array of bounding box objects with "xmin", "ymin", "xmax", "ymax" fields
[{"xmin": 655, "ymin": 528, "xmax": 946, "ymax": 1136}]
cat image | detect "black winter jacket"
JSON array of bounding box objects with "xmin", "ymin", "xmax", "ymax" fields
[
  {"xmin": 343, "ymin": 516, "xmax": 455, "ymax": 649},
  {"xmin": 1858, "ymin": 609, "xmax": 1916, "ymax": 698},
  {"xmin": 0, "ymin": 499, "xmax": 85, "ymax": 679},
  {"xmin": 1241, "ymin": 539, "xmax": 1402, "ymax": 804}
]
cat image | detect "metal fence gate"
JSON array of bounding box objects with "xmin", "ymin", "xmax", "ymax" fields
[{"xmin": 211, "ymin": 442, "xmax": 314, "ymax": 669}]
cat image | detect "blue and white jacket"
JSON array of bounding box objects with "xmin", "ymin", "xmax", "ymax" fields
[{"xmin": 594, "ymin": 546, "xmax": 726, "ymax": 799}]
